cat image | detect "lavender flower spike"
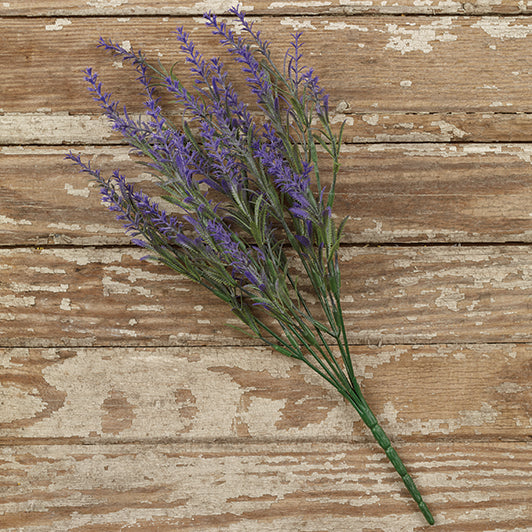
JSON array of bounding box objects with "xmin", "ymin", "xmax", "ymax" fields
[{"xmin": 66, "ymin": 7, "xmax": 435, "ymax": 526}]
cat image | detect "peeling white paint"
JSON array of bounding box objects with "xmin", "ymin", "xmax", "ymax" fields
[
  {"xmin": 0, "ymin": 385, "xmax": 45, "ymax": 423},
  {"xmin": 385, "ymin": 19, "xmax": 458, "ymax": 54},
  {"xmin": 0, "ymin": 215, "xmax": 32, "ymax": 226},
  {"xmin": 109, "ymin": 327, "xmax": 137, "ymax": 337},
  {"xmin": 87, "ymin": 0, "xmax": 129, "ymax": 8},
  {"xmin": 64, "ymin": 183, "xmax": 91, "ymax": 198},
  {"xmin": 127, "ymin": 304, "xmax": 164, "ymax": 312},
  {"xmin": 48, "ymin": 222, "xmax": 82, "ymax": 231},
  {"xmin": 495, "ymin": 382, "xmax": 527, "ymax": 394},
  {"xmin": 435, "ymin": 287, "xmax": 465, "ymax": 311},
  {"xmin": 85, "ymin": 224, "xmax": 122, "ymax": 234},
  {"xmin": 105, "ymin": 265, "xmax": 178, "ymax": 283},
  {"xmin": 45, "ymin": 19, "xmax": 72, "ymax": 31},
  {"xmin": 430, "ymin": 120, "xmax": 467, "ymax": 139},
  {"xmin": 101, "ymin": 276, "xmax": 152, "ymax": 298},
  {"xmin": 473, "ymin": 17, "xmax": 532, "ymax": 40},
  {"xmin": 49, "ymin": 248, "xmax": 131, "ymax": 266},
  {"xmin": 269, "ymin": 0, "xmax": 331, "ymax": 7},
  {"xmin": 330, "ymin": 113, "xmax": 354, "ymax": 126},
  {"xmin": 60, "ymin": 298, "xmax": 72, "ymax": 311},
  {"xmin": 460, "ymin": 402, "xmax": 499, "ymax": 427},
  {"xmin": 11, "ymin": 283, "xmax": 69, "ymax": 293},
  {"xmin": 362, "ymin": 113, "xmax": 379, "ymax": 126},
  {"xmin": 193, "ymin": 0, "xmax": 254, "ymax": 13},
  {"xmin": 280, "ymin": 17, "xmax": 317, "ymax": 31},
  {"xmin": 380, "ymin": 400, "xmax": 499, "ymax": 436},
  {"xmin": 28, "ymin": 266, "xmax": 66, "ymax": 274},
  {"xmin": 0, "ymin": 295, "xmax": 36, "ymax": 308},
  {"xmin": 322, "ymin": 20, "xmax": 368, "ymax": 32}
]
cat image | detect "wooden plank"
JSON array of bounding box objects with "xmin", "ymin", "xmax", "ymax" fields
[
  {"xmin": 1, "ymin": 0, "xmax": 530, "ymax": 16},
  {"xmin": 4, "ymin": 111, "xmax": 532, "ymax": 145},
  {"xmin": 0, "ymin": 442, "xmax": 530, "ymax": 530},
  {"xmin": 1, "ymin": 245, "xmax": 532, "ymax": 347},
  {"xmin": 2, "ymin": 16, "xmax": 532, "ymax": 118},
  {"xmin": 2, "ymin": 144, "xmax": 532, "ymax": 246},
  {"xmin": 0, "ymin": 344, "xmax": 529, "ymax": 442}
]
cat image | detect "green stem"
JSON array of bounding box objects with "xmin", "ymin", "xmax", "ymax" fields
[{"xmin": 344, "ymin": 389, "xmax": 435, "ymax": 525}]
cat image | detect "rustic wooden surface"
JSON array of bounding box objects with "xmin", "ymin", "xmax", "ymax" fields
[{"xmin": 1, "ymin": 1, "xmax": 531, "ymax": 531}]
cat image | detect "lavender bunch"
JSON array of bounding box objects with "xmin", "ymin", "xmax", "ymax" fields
[{"xmin": 66, "ymin": 6, "xmax": 434, "ymax": 525}]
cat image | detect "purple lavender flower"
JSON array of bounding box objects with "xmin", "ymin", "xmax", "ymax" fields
[
  {"xmin": 203, "ymin": 9, "xmax": 275, "ymax": 110},
  {"xmin": 206, "ymin": 219, "xmax": 266, "ymax": 290}
]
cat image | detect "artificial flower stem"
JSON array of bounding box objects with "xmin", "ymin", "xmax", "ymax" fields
[{"xmin": 345, "ymin": 390, "xmax": 435, "ymax": 525}]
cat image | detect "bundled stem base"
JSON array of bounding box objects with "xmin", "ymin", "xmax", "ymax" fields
[{"xmin": 346, "ymin": 388, "xmax": 435, "ymax": 525}]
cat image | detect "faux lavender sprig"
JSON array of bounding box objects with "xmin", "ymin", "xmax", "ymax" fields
[{"xmin": 66, "ymin": 5, "xmax": 434, "ymax": 525}]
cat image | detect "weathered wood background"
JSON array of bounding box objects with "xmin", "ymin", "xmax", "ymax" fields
[{"xmin": 1, "ymin": 1, "xmax": 531, "ymax": 530}]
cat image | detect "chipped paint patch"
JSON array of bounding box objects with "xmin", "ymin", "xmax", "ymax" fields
[
  {"xmin": 322, "ymin": 20, "xmax": 368, "ymax": 32},
  {"xmin": 473, "ymin": 17, "xmax": 532, "ymax": 39},
  {"xmin": 280, "ymin": 17, "xmax": 317, "ymax": 31},
  {"xmin": 0, "ymin": 385, "xmax": 45, "ymax": 423},
  {"xmin": 101, "ymin": 275, "xmax": 152, "ymax": 298},
  {"xmin": 0, "ymin": 295, "xmax": 36, "ymax": 308},
  {"xmin": 381, "ymin": 400, "xmax": 499, "ymax": 436},
  {"xmin": 269, "ymin": 0, "xmax": 331, "ymax": 7},
  {"xmin": 385, "ymin": 19, "xmax": 458, "ymax": 54},
  {"xmin": 127, "ymin": 304, "xmax": 164, "ymax": 312},
  {"xmin": 193, "ymin": 0, "xmax": 253, "ymax": 13},
  {"xmin": 48, "ymin": 222, "xmax": 82, "ymax": 231},
  {"xmin": 460, "ymin": 402, "xmax": 499, "ymax": 427},
  {"xmin": 430, "ymin": 120, "xmax": 467, "ymax": 139},
  {"xmin": 87, "ymin": 0, "xmax": 129, "ymax": 8},
  {"xmin": 495, "ymin": 382, "xmax": 527, "ymax": 394},
  {"xmin": 27, "ymin": 266, "xmax": 66, "ymax": 274},
  {"xmin": 330, "ymin": 113, "xmax": 354, "ymax": 126},
  {"xmin": 362, "ymin": 113, "xmax": 379, "ymax": 126},
  {"xmin": 11, "ymin": 283, "xmax": 69, "ymax": 293},
  {"xmin": 45, "ymin": 19, "xmax": 72, "ymax": 31},
  {"xmin": 60, "ymin": 298, "xmax": 72, "ymax": 311},
  {"xmin": 48, "ymin": 247, "xmax": 133, "ymax": 266},
  {"xmin": 0, "ymin": 215, "xmax": 32, "ymax": 226}
]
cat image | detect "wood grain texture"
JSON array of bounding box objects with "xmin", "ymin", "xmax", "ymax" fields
[
  {"xmin": 3, "ymin": 5, "xmax": 532, "ymax": 529},
  {"xmin": 1, "ymin": 442, "xmax": 530, "ymax": 531},
  {"xmin": 1, "ymin": 246, "xmax": 532, "ymax": 347},
  {"xmin": 2, "ymin": 16, "xmax": 532, "ymax": 115},
  {"xmin": 1, "ymin": 0, "xmax": 530, "ymax": 16},
  {"xmin": 4, "ymin": 112, "xmax": 532, "ymax": 145},
  {"xmin": 1, "ymin": 344, "xmax": 529, "ymax": 442},
  {"xmin": 2, "ymin": 144, "xmax": 532, "ymax": 245}
]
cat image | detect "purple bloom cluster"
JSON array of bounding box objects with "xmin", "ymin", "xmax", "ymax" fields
[
  {"xmin": 205, "ymin": 219, "xmax": 266, "ymax": 290},
  {"xmin": 204, "ymin": 9, "xmax": 275, "ymax": 110},
  {"xmin": 67, "ymin": 5, "xmax": 335, "ymax": 294}
]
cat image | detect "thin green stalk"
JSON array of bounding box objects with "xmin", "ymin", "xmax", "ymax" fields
[{"xmin": 342, "ymin": 388, "xmax": 435, "ymax": 526}]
